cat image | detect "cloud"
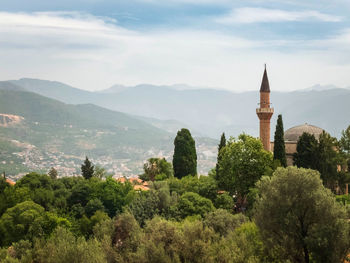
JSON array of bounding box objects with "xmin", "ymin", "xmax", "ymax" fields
[
  {"xmin": 216, "ymin": 8, "xmax": 342, "ymax": 24},
  {"xmin": 0, "ymin": 11, "xmax": 350, "ymax": 92}
]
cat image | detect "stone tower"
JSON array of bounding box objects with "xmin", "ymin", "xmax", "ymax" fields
[{"xmin": 256, "ymin": 65, "xmax": 274, "ymax": 151}]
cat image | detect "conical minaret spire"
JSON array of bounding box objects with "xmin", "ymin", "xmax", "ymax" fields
[
  {"xmin": 256, "ymin": 65, "xmax": 274, "ymax": 151},
  {"xmin": 260, "ymin": 64, "xmax": 270, "ymax": 92}
]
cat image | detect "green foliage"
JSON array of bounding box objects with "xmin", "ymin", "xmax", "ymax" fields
[
  {"xmin": 128, "ymin": 184, "xmax": 172, "ymax": 226},
  {"xmin": 336, "ymin": 194, "xmax": 350, "ymax": 205},
  {"xmin": 214, "ymin": 192, "xmax": 234, "ymax": 211},
  {"xmin": 294, "ymin": 131, "xmax": 341, "ymax": 189},
  {"xmin": 34, "ymin": 227, "xmax": 106, "ymax": 263},
  {"xmin": 0, "ymin": 171, "xmax": 135, "ymax": 247},
  {"xmin": 154, "ymin": 173, "xmax": 168, "ymax": 181},
  {"xmin": 132, "ymin": 216, "xmax": 182, "ymax": 263},
  {"xmin": 173, "ymin": 128, "xmax": 197, "ymax": 179},
  {"xmin": 175, "ymin": 192, "xmax": 214, "ymax": 219},
  {"xmin": 85, "ymin": 199, "xmax": 105, "ymax": 217},
  {"xmin": 317, "ymin": 131, "xmax": 339, "ymax": 188},
  {"xmin": 254, "ymin": 166, "xmax": 350, "ymax": 263},
  {"xmin": 273, "ymin": 114, "xmax": 287, "ymax": 167},
  {"xmin": 129, "ymin": 191, "xmax": 160, "ymax": 226},
  {"xmin": 4, "ymin": 153, "xmax": 350, "ymax": 262},
  {"xmin": 112, "ymin": 212, "xmax": 142, "ymax": 253},
  {"xmin": 95, "ymin": 177, "xmax": 133, "ymax": 217},
  {"xmin": 217, "ymin": 134, "xmax": 273, "ymax": 198},
  {"xmin": 11, "ymin": 240, "xmax": 33, "ymax": 262},
  {"xmin": 167, "ymin": 175, "xmax": 218, "ymax": 203},
  {"xmin": 216, "ymin": 132, "xmax": 226, "ymax": 178},
  {"xmin": 0, "ymin": 187, "xmax": 31, "ymax": 217},
  {"xmin": 340, "ymin": 125, "xmax": 350, "ymax": 155},
  {"xmin": 204, "ymin": 209, "xmax": 248, "ymax": 236},
  {"xmin": 0, "ymin": 201, "xmax": 69, "ymax": 246},
  {"xmin": 141, "ymin": 157, "xmax": 173, "ymax": 181},
  {"xmin": 81, "ymin": 157, "xmax": 94, "ymax": 180},
  {"xmin": 69, "ymin": 179, "xmax": 93, "ymax": 207},
  {"xmin": 293, "ymin": 132, "xmax": 319, "ymax": 169}
]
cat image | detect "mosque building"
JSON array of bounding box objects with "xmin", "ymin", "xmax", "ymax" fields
[{"xmin": 256, "ymin": 66, "xmax": 325, "ymax": 166}]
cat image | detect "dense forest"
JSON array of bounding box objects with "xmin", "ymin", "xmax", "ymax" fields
[{"xmin": 1, "ymin": 125, "xmax": 350, "ymax": 263}]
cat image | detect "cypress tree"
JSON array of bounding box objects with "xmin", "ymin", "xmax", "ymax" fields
[
  {"xmin": 173, "ymin": 128, "xmax": 197, "ymax": 179},
  {"xmin": 293, "ymin": 133, "xmax": 318, "ymax": 169},
  {"xmin": 216, "ymin": 133, "xmax": 226, "ymax": 177},
  {"xmin": 81, "ymin": 156, "xmax": 94, "ymax": 180},
  {"xmin": 273, "ymin": 115, "xmax": 287, "ymax": 167}
]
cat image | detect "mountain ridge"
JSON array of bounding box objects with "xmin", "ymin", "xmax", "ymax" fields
[{"xmin": 5, "ymin": 78, "xmax": 350, "ymax": 138}]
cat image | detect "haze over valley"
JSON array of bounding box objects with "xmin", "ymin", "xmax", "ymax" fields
[{"xmin": 1, "ymin": 78, "xmax": 350, "ymax": 179}]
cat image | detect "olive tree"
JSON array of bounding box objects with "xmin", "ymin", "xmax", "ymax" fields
[{"xmin": 254, "ymin": 167, "xmax": 350, "ymax": 263}]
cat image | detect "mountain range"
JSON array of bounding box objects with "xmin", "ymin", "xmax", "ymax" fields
[
  {"xmin": 1, "ymin": 77, "xmax": 350, "ymax": 178},
  {"xmin": 7, "ymin": 78, "xmax": 350, "ymax": 138}
]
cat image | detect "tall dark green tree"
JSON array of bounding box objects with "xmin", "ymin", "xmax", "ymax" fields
[
  {"xmin": 293, "ymin": 133, "xmax": 318, "ymax": 169},
  {"xmin": 340, "ymin": 125, "xmax": 350, "ymax": 155},
  {"xmin": 173, "ymin": 128, "xmax": 197, "ymax": 179},
  {"xmin": 340, "ymin": 125, "xmax": 350, "ymax": 168},
  {"xmin": 317, "ymin": 131, "xmax": 339, "ymax": 189},
  {"xmin": 273, "ymin": 115, "xmax": 287, "ymax": 167},
  {"xmin": 81, "ymin": 157, "xmax": 94, "ymax": 180},
  {"xmin": 216, "ymin": 133, "xmax": 226, "ymax": 178}
]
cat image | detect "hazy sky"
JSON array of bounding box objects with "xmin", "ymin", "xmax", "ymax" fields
[{"xmin": 1, "ymin": 0, "xmax": 350, "ymax": 91}]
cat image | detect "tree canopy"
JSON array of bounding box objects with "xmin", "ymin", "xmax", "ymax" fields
[
  {"xmin": 254, "ymin": 166, "xmax": 350, "ymax": 263},
  {"xmin": 216, "ymin": 132, "xmax": 226, "ymax": 178},
  {"xmin": 217, "ymin": 134, "xmax": 273, "ymax": 199}
]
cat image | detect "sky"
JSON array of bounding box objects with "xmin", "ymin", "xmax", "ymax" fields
[{"xmin": 1, "ymin": 0, "xmax": 350, "ymax": 91}]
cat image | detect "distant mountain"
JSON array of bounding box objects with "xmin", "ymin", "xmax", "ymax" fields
[
  {"xmin": 9, "ymin": 78, "xmax": 95, "ymax": 104},
  {"xmin": 0, "ymin": 81, "xmax": 25, "ymax": 92},
  {"xmin": 299, "ymin": 84, "xmax": 343, "ymax": 92},
  {"xmin": 0, "ymin": 89, "xmax": 217, "ymax": 177},
  {"xmin": 5, "ymin": 78, "xmax": 350, "ymax": 138},
  {"xmin": 99, "ymin": 83, "xmax": 208, "ymax": 94},
  {"xmin": 97, "ymin": 84, "xmax": 129, "ymax": 94}
]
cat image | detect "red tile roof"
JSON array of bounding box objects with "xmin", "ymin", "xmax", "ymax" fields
[{"xmin": 5, "ymin": 178, "xmax": 15, "ymax": 186}]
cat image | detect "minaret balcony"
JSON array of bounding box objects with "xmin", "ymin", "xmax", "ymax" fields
[{"xmin": 256, "ymin": 108, "xmax": 274, "ymax": 114}]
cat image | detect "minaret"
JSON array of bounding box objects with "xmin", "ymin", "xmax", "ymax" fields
[{"xmin": 256, "ymin": 65, "xmax": 274, "ymax": 151}]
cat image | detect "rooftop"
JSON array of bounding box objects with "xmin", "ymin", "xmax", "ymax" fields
[{"xmin": 284, "ymin": 123, "xmax": 324, "ymax": 142}]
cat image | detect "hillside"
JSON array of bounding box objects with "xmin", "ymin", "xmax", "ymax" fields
[
  {"xmin": 7, "ymin": 79, "xmax": 350, "ymax": 138},
  {"xmin": 0, "ymin": 89, "xmax": 217, "ymax": 177}
]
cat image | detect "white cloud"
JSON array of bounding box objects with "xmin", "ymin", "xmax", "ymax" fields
[
  {"xmin": 216, "ymin": 8, "xmax": 342, "ymax": 24},
  {"xmin": 0, "ymin": 11, "xmax": 349, "ymax": 92}
]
